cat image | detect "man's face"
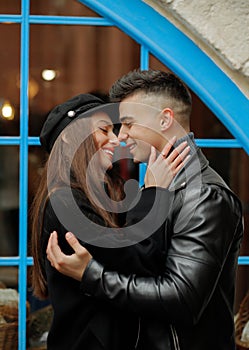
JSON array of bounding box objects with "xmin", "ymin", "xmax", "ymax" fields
[{"xmin": 118, "ymin": 95, "xmax": 165, "ymax": 163}]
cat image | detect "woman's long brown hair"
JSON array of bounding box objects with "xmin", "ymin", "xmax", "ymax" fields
[{"xmin": 30, "ymin": 116, "xmax": 124, "ymax": 299}]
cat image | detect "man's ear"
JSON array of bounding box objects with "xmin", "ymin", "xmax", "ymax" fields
[{"xmin": 159, "ymin": 108, "xmax": 174, "ymax": 131}]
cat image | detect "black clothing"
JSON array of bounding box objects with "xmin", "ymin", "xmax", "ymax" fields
[
  {"xmin": 80, "ymin": 145, "xmax": 243, "ymax": 350},
  {"xmin": 42, "ymin": 186, "xmax": 165, "ymax": 349}
]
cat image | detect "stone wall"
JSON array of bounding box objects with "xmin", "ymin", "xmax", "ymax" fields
[{"xmin": 144, "ymin": 0, "xmax": 249, "ymax": 97}]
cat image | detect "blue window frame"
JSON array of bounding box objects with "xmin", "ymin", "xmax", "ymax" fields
[{"xmin": 0, "ymin": 1, "xmax": 248, "ymax": 349}]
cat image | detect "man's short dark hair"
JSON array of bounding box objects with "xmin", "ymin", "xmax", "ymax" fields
[
  {"xmin": 110, "ymin": 69, "xmax": 192, "ymax": 105},
  {"xmin": 109, "ymin": 69, "xmax": 192, "ymax": 126}
]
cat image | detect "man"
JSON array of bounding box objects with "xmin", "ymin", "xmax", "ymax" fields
[{"xmin": 46, "ymin": 69, "xmax": 243, "ymax": 349}]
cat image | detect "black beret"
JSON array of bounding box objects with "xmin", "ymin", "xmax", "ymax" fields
[{"xmin": 40, "ymin": 93, "xmax": 105, "ymax": 153}]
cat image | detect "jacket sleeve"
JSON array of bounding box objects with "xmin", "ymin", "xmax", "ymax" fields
[{"xmin": 80, "ymin": 184, "xmax": 243, "ymax": 325}]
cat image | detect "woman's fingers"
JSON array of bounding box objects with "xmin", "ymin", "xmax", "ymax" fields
[
  {"xmin": 65, "ymin": 232, "xmax": 86, "ymax": 257},
  {"xmin": 46, "ymin": 231, "xmax": 91, "ymax": 280},
  {"xmin": 46, "ymin": 231, "xmax": 66, "ymax": 268},
  {"xmin": 160, "ymin": 140, "xmax": 191, "ymax": 178},
  {"xmin": 171, "ymin": 144, "xmax": 190, "ymax": 167},
  {"xmin": 148, "ymin": 146, "xmax": 157, "ymax": 167},
  {"xmin": 174, "ymin": 155, "xmax": 191, "ymax": 173},
  {"xmin": 160, "ymin": 136, "xmax": 177, "ymax": 158},
  {"xmin": 46, "ymin": 231, "xmax": 58, "ymax": 266},
  {"xmin": 166, "ymin": 141, "xmax": 187, "ymax": 162},
  {"xmin": 145, "ymin": 137, "xmax": 191, "ymax": 188}
]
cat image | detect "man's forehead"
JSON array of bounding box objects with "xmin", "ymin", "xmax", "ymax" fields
[
  {"xmin": 119, "ymin": 100, "xmax": 160, "ymax": 120},
  {"xmin": 119, "ymin": 101, "xmax": 138, "ymax": 121}
]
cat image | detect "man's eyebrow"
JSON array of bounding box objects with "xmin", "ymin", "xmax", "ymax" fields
[{"xmin": 120, "ymin": 116, "xmax": 134, "ymax": 123}]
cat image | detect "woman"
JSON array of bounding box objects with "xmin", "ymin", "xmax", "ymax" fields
[{"xmin": 31, "ymin": 93, "xmax": 188, "ymax": 350}]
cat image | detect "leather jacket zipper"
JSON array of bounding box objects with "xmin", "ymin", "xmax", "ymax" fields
[
  {"xmin": 170, "ymin": 325, "xmax": 180, "ymax": 350},
  {"xmin": 134, "ymin": 317, "xmax": 141, "ymax": 349}
]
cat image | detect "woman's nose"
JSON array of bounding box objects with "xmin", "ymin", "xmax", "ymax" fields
[{"xmin": 109, "ymin": 135, "xmax": 120, "ymax": 146}]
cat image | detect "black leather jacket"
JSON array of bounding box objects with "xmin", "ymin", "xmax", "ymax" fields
[{"xmin": 80, "ymin": 147, "xmax": 243, "ymax": 350}]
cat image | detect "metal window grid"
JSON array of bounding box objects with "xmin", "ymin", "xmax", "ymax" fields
[{"xmin": 0, "ymin": 1, "xmax": 248, "ymax": 349}]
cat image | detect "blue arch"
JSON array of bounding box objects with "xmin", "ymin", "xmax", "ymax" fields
[{"xmin": 79, "ymin": 0, "xmax": 249, "ymax": 155}]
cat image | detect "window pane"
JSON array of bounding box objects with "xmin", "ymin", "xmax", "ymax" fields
[
  {"xmin": 0, "ymin": 0, "xmax": 21, "ymax": 14},
  {"xmin": 149, "ymin": 54, "xmax": 172, "ymax": 73},
  {"xmin": 0, "ymin": 146, "xmax": 19, "ymax": 256},
  {"xmin": 30, "ymin": 0, "xmax": 100, "ymax": 17},
  {"xmin": 0, "ymin": 267, "xmax": 18, "ymax": 288},
  {"xmin": 0, "ymin": 24, "xmax": 20, "ymax": 136},
  {"xmin": 191, "ymin": 92, "xmax": 232, "ymax": 139}
]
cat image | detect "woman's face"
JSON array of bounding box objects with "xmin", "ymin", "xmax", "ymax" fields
[{"xmin": 92, "ymin": 112, "xmax": 119, "ymax": 170}]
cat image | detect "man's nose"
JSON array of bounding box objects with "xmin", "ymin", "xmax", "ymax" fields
[{"xmin": 118, "ymin": 126, "xmax": 128, "ymax": 141}]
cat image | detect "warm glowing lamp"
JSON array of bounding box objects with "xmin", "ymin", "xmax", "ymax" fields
[
  {"xmin": 42, "ymin": 69, "xmax": 57, "ymax": 81},
  {"xmin": 1, "ymin": 100, "xmax": 15, "ymax": 120}
]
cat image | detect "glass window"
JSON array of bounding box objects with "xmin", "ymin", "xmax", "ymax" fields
[
  {"xmin": 30, "ymin": 0, "xmax": 99, "ymax": 17},
  {"xmin": 0, "ymin": 1, "xmax": 21, "ymax": 14},
  {"xmin": 0, "ymin": 24, "xmax": 20, "ymax": 136},
  {"xmin": 0, "ymin": 146, "xmax": 19, "ymax": 256}
]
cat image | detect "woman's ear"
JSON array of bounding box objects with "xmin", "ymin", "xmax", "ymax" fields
[{"xmin": 159, "ymin": 108, "xmax": 174, "ymax": 131}]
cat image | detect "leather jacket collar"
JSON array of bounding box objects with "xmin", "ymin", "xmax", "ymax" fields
[{"xmin": 169, "ymin": 133, "xmax": 209, "ymax": 191}]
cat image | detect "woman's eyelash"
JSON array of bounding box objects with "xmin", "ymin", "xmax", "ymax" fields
[{"xmin": 99, "ymin": 127, "xmax": 108, "ymax": 133}]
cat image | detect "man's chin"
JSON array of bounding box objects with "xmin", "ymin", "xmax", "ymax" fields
[
  {"xmin": 131, "ymin": 149, "xmax": 149, "ymax": 164},
  {"xmin": 133, "ymin": 158, "xmax": 141, "ymax": 164},
  {"xmin": 133, "ymin": 155, "xmax": 148, "ymax": 164}
]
